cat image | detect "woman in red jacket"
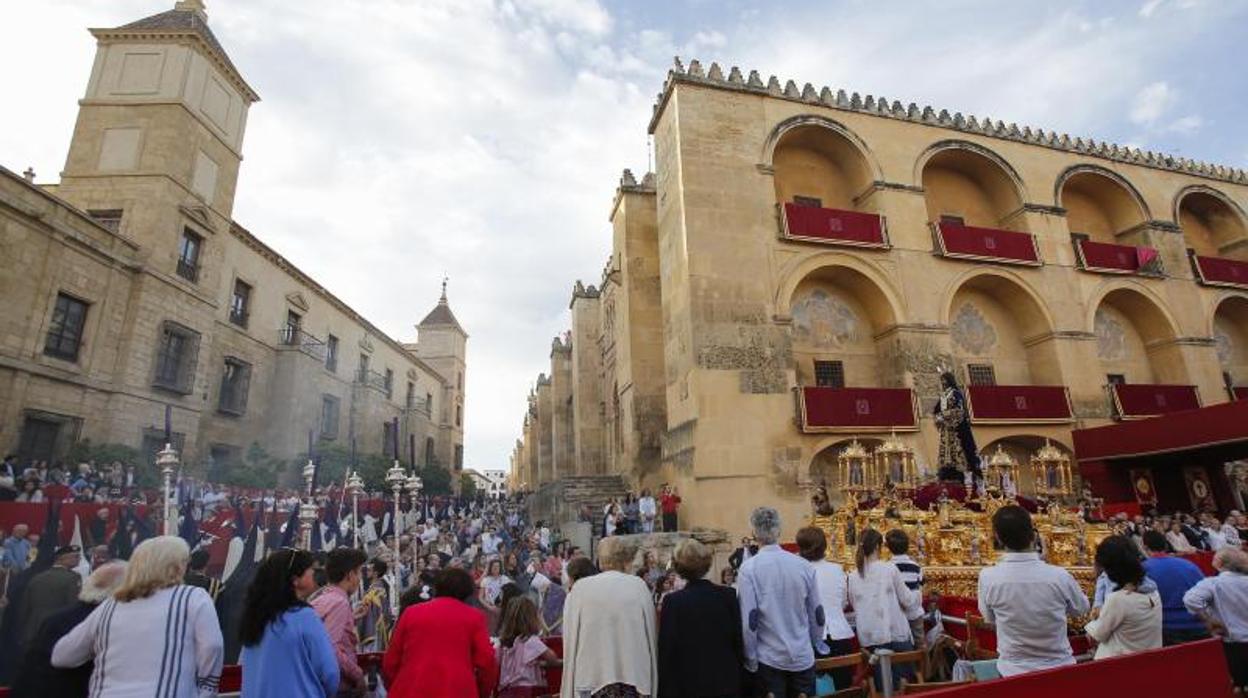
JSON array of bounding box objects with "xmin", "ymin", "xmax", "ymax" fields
[{"xmin": 383, "ymin": 567, "xmax": 499, "ymax": 697}]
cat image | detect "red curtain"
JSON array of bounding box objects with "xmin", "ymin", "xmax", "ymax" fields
[
  {"xmin": 1195, "ymin": 255, "xmax": 1248, "ymax": 288},
  {"xmin": 801, "ymin": 387, "xmax": 916, "ymax": 430},
  {"xmin": 966, "ymin": 385, "xmax": 1071, "ymax": 421},
  {"xmin": 1074, "ymin": 401, "xmax": 1248, "ymax": 461},
  {"xmin": 937, "ymin": 222, "xmax": 1039, "ymax": 265},
  {"xmin": 783, "ymin": 203, "xmax": 885, "ymax": 246}
]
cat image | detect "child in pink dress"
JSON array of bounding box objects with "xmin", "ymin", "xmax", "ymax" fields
[{"xmin": 497, "ymin": 597, "xmax": 561, "ymax": 698}]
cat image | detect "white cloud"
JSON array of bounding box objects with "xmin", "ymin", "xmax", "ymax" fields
[
  {"xmin": 1167, "ymin": 114, "xmax": 1204, "ymax": 134},
  {"xmin": 1139, "ymin": 0, "xmax": 1165, "ymax": 18},
  {"xmin": 1130, "ymin": 81, "xmax": 1177, "ymax": 126}
]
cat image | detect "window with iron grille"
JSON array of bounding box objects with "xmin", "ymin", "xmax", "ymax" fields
[
  {"xmin": 814, "ymin": 360, "xmax": 845, "ymax": 388},
  {"xmin": 229, "ymin": 279, "xmax": 251, "ymax": 327},
  {"xmin": 454, "ymin": 444, "xmax": 464, "ymax": 469},
  {"xmin": 217, "ymin": 357, "xmax": 251, "ymax": 415},
  {"xmin": 153, "ymin": 322, "xmax": 200, "ymax": 394},
  {"xmin": 967, "ymin": 364, "xmax": 997, "ymax": 387},
  {"xmin": 793, "ymin": 195, "xmax": 823, "ymax": 208},
  {"xmin": 325, "ymin": 335, "xmax": 339, "ymax": 372},
  {"xmin": 44, "ymin": 293, "xmax": 89, "ymax": 362},
  {"xmin": 384, "ymin": 368, "xmax": 394, "ymax": 399},
  {"xmin": 1107, "ymin": 374, "xmax": 1126, "ymax": 386},
  {"xmin": 177, "ymin": 228, "xmax": 202, "ymax": 282},
  {"xmin": 940, "ymin": 215, "xmax": 966, "ymax": 226},
  {"xmin": 320, "ymin": 395, "xmax": 340, "ymax": 439},
  {"xmin": 88, "ymin": 209, "xmax": 123, "ymax": 234},
  {"xmin": 425, "ymin": 437, "xmax": 436, "ymax": 466}
]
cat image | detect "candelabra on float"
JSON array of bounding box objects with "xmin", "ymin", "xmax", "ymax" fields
[
  {"xmin": 157, "ymin": 442, "xmax": 180, "ymax": 536},
  {"xmin": 347, "ymin": 470, "xmax": 364, "ymax": 549},
  {"xmin": 300, "ymin": 453, "xmax": 318, "ymax": 550},
  {"xmin": 836, "ymin": 439, "xmax": 874, "ymax": 507},
  {"xmin": 873, "ymin": 433, "xmax": 919, "ymax": 498}
]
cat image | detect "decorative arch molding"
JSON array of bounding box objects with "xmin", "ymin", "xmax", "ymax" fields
[
  {"xmin": 912, "ymin": 138, "xmax": 1032, "ymax": 203},
  {"xmin": 760, "ymin": 114, "xmax": 884, "ymax": 181},
  {"xmin": 979, "ymin": 432, "xmax": 1075, "ymax": 455},
  {"xmin": 773, "ymin": 250, "xmax": 906, "ymax": 330},
  {"xmin": 1172, "ymin": 184, "xmax": 1248, "ymax": 229},
  {"xmin": 1053, "ymin": 163, "xmax": 1153, "ymax": 222},
  {"xmin": 1085, "ymin": 279, "xmax": 1183, "ymax": 345},
  {"xmin": 803, "ymin": 435, "xmax": 887, "ymax": 484},
  {"xmin": 1209, "ymin": 290, "xmax": 1248, "ymax": 338},
  {"xmin": 939, "ymin": 267, "xmax": 1057, "ymax": 341}
]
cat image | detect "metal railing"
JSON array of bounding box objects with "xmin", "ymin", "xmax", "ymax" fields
[
  {"xmin": 277, "ymin": 327, "xmax": 327, "ymax": 360},
  {"xmin": 356, "ymin": 367, "xmax": 389, "ymax": 393}
]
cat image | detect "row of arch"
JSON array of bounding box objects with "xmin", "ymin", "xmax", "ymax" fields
[
  {"xmin": 784, "ymin": 258, "xmax": 1248, "ymax": 390},
  {"xmin": 768, "ymin": 115, "xmax": 1248, "ymax": 258}
]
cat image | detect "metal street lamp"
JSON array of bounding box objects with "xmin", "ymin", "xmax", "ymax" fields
[
  {"xmin": 346, "ymin": 470, "xmax": 365, "ymax": 549},
  {"xmin": 385, "ymin": 459, "xmax": 407, "ymax": 616},
  {"xmin": 300, "ymin": 455, "xmax": 317, "ymax": 549}
]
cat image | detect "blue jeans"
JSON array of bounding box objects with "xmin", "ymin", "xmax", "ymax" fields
[{"xmin": 754, "ymin": 663, "xmax": 815, "ymax": 698}]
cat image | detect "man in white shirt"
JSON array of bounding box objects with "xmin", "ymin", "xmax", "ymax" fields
[
  {"xmin": 481, "ymin": 526, "xmax": 500, "ymax": 556},
  {"xmin": 977, "ymin": 505, "xmax": 1090, "ymax": 677}
]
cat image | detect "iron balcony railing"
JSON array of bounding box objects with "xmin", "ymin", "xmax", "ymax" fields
[{"xmin": 278, "ymin": 327, "xmax": 327, "ymax": 360}]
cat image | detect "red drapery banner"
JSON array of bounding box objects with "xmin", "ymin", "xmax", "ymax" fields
[
  {"xmin": 1073, "ymin": 400, "xmax": 1248, "ymax": 462},
  {"xmin": 799, "ymin": 387, "xmax": 917, "ymax": 432},
  {"xmin": 1111, "ymin": 383, "xmax": 1201, "ymax": 418},
  {"xmin": 1194, "ymin": 255, "xmax": 1248, "ymax": 289},
  {"xmin": 1184, "ymin": 466, "xmax": 1217, "ymax": 511},
  {"xmin": 934, "ymin": 221, "xmax": 1040, "ymax": 265},
  {"xmin": 1074, "ymin": 238, "xmax": 1156, "ymax": 274},
  {"xmin": 781, "ymin": 203, "xmax": 887, "ymax": 247},
  {"xmin": 1234, "ymin": 386, "xmax": 1248, "ymax": 401},
  {"xmin": 966, "ymin": 385, "xmax": 1072, "ymax": 422}
]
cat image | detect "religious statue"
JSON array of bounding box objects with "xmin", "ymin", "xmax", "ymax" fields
[
  {"xmin": 933, "ymin": 371, "xmax": 982, "ymax": 482},
  {"xmin": 810, "ymin": 480, "xmax": 835, "ymax": 517}
]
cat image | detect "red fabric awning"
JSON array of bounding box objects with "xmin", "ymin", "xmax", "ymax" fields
[
  {"xmin": 1111, "ymin": 383, "xmax": 1201, "ymax": 418},
  {"xmin": 1194, "ymin": 254, "xmax": 1248, "ymax": 289},
  {"xmin": 798, "ymin": 386, "xmax": 917, "ymax": 432},
  {"xmin": 1235, "ymin": 386, "xmax": 1248, "ymax": 401},
  {"xmin": 781, "ymin": 203, "xmax": 887, "ymax": 247},
  {"xmin": 934, "ymin": 221, "xmax": 1040, "ymax": 265},
  {"xmin": 1073, "ymin": 399, "xmax": 1248, "ymax": 462},
  {"xmin": 966, "ymin": 385, "xmax": 1072, "ymax": 423}
]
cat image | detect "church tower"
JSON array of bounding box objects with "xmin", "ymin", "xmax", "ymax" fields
[
  {"xmin": 413, "ymin": 281, "xmax": 468, "ymax": 473},
  {"xmin": 55, "ymin": 0, "xmax": 259, "ymax": 270}
]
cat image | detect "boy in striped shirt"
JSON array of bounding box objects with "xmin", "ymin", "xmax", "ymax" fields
[{"xmin": 887, "ymin": 529, "xmax": 927, "ymax": 646}]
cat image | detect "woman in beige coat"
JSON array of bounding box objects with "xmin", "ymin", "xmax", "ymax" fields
[{"xmin": 561, "ymin": 536, "xmax": 658, "ymax": 698}]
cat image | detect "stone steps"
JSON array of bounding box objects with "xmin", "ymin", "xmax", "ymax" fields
[{"xmin": 528, "ymin": 474, "xmax": 631, "ymax": 536}]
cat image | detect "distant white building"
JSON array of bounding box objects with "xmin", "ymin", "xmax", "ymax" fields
[{"xmin": 464, "ymin": 468, "xmax": 508, "ymax": 498}]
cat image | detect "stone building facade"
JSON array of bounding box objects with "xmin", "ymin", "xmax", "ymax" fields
[
  {"xmin": 0, "ymin": 1, "xmax": 466, "ymax": 479},
  {"xmin": 513, "ymin": 58, "xmax": 1248, "ymax": 537}
]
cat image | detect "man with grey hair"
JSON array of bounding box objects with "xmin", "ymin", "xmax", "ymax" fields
[
  {"xmin": 10, "ymin": 561, "xmax": 127, "ymax": 697},
  {"xmin": 738, "ymin": 507, "xmax": 826, "ymax": 697}
]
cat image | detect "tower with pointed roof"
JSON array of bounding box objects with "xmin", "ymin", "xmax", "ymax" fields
[{"xmin": 411, "ymin": 280, "xmax": 468, "ymax": 473}]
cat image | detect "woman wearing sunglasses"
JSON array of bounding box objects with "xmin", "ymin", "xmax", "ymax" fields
[{"xmin": 240, "ymin": 548, "xmax": 340, "ymax": 697}]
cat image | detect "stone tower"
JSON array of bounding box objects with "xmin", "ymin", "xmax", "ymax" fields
[
  {"xmin": 414, "ymin": 281, "xmax": 468, "ymax": 472},
  {"xmin": 57, "ymin": 0, "xmax": 259, "ymax": 251}
]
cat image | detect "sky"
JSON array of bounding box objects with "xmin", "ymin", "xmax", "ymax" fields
[{"xmin": 3, "ymin": 0, "xmax": 1247, "ymax": 473}]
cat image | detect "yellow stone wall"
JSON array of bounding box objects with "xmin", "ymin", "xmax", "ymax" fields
[{"xmin": 518, "ymin": 63, "xmax": 1248, "ymax": 540}]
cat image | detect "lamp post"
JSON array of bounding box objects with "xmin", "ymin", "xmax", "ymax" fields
[
  {"xmin": 347, "ymin": 470, "xmax": 364, "ymax": 549},
  {"xmin": 157, "ymin": 442, "xmax": 180, "ymax": 536},
  {"xmin": 385, "ymin": 459, "xmax": 407, "ymax": 616}
]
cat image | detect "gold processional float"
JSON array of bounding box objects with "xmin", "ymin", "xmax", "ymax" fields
[{"xmin": 808, "ymin": 435, "xmax": 1110, "ymax": 599}]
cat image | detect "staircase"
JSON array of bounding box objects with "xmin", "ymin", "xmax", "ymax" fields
[{"xmin": 529, "ymin": 474, "xmax": 631, "ymax": 535}]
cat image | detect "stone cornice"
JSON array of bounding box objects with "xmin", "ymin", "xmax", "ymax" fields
[
  {"xmin": 89, "ymin": 28, "xmax": 259, "ymax": 103},
  {"xmin": 227, "ymin": 220, "xmax": 447, "ymax": 383},
  {"xmin": 649, "ymin": 58, "xmax": 1248, "ymax": 187}
]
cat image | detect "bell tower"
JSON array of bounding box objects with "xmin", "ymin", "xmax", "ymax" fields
[{"xmin": 56, "ymin": 0, "xmax": 259, "ymax": 257}]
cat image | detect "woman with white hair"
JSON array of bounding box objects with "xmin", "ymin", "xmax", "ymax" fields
[
  {"xmin": 561, "ymin": 536, "xmax": 657, "ymax": 698},
  {"xmin": 52, "ymin": 535, "xmax": 224, "ymax": 697},
  {"xmin": 11, "ymin": 561, "xmax": 127, "ymax": 697}
]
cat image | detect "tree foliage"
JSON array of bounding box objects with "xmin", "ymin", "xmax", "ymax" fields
[{"xmin": 459, "ymin": 472, "xmax": 478, "ymax": 499}]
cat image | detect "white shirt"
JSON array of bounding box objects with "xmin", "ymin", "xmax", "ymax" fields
[
  {"xmin": 482, "ymin": 532, "xmax": 500, "ymax": 555},
  {"xmin": 847, "ymin": 557, "xmax": 921, "ymax": 647},
  {"xmin": 53, "ymin": 585, "xmax": 223, "ymax": 698},
  {"xmin": 1184, "ymin": 571, "xmax": 1248, "ymax": 642},
  {"xmin": 977, "ymin": 552, "xmax": 1090, "ymax": 677},
  {"xmin": 809, "ymin": 560, "xmax": 855, "ymax": 641},
  {"xmin": 1166, "ymin": 531, "xmax": 1196, "ymax": 553},
  {"xmin": 1084, "ymin": 588, "xmax": 1162, "ymax": 659},
  {"xmin": 638, "ymin": 497, "xmax": 656, "ymax": 518},
  {"xmin": 1203, "ymin": 526, "xmax": 1228, "ymax": 550}
]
